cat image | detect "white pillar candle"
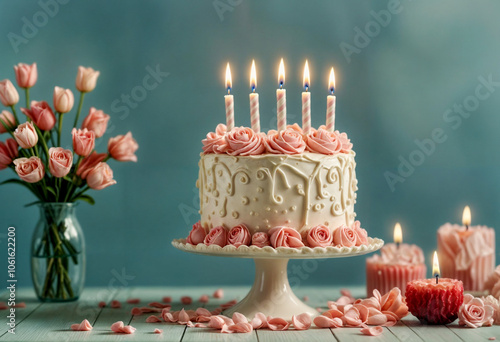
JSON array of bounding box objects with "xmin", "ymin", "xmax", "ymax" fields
[
  {"xmin": 302, "ymin": 60, "xmax": 311, "ymax": 135},
  {"xmin": 277, "ymin": 58, "xmax": 286, "ymax": 132},
  {"xmin": 326, "ymin": 67, "xmax": 336, "ymax": 132},
  {"xmin": 249, "ymin": 60, "xmax": 260, "ymax": 133},
  {"xmin": 225, "ymin": 63, "xmax": 234, "ymax": 131}
]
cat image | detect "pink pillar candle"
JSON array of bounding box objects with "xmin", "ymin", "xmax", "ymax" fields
[
  {"xmin": 250, "ymin": 93, "xmax": 259, "ymax": 133},
  {"xmin": 366, "ymin": 243, "xmax": 427, "ymax": 297},
  {"xmin": 326, "ymin": 95, "xmax": 335, "ymax": 132},
  {"xmin": 437, "ymin": 223, "xmax": 495, "ymax": 292},
  {"xmin": 225, "ymin": 94, "xmax": 234, "ymax": 131},
  {"xmin": 302, "ymin": 92, "xmax": 311, "ymax": 135},
  {"xmin": 277, "ymin": 89, "xmax": 286, "ymax": 132}
]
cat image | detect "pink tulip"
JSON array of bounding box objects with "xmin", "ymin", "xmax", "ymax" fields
[
  {"xmin": 21, "ymin": 101, "xmax": 56, "ymax": 131},
  {"xmin": 76, "ymin": 151, "xmax": 107, "ymax": 179},
  {"xmin": 108, "ymin": 132, "xmax": 138, "ymax": 162},
  {"xmin": 72, "ymin": 128, "xmax": 95, "ymax": 157},
  {"xmin": 53, "ymin": 87, "xmax": 74, "ymax": 113},
  {"xmin": 81, "ymin": 107, "xmax": 110, "ymax": 137},
  {"xmin": 0, "ymin": 139, "xmax": 18, "ymax": 169},
  {"xmin": 0, "ymin": 80, "xmax": 19, "ymax": 106},
  {"xmin": 75, "ymin": 66, "xmax": 100, "ymax": 92},
  {"xmin": 48, "ymin": 147, "xmax": 73, "ymax": 178},
  {"xmin": 13, "ymin": 156, "xmax": 44, "ymax": 183},
  {"xmin": 13, "ymin": 63, "xmax": 37, "ymax": 88},
  {"xmin": 14, "ymin": 122, "xmax": 38, "ymax": 149},
  {"xmin": 0, "ymin": 111, "xmax": 16, "ymax": 133},
  {"xmin": 86, "ymin": 162, "xmax": 116, "ymax": 190}
]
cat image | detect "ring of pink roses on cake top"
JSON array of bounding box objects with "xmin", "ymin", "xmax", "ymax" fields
[{"xmin": 185, "ymin": 220, "xmax": 368, "ymax": 249}]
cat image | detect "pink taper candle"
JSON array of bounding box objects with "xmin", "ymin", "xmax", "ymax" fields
[
  {"xmin": 276, "ymin": 58, "xmax": 286, "ymax": 132},
  {"xmin": 326, "ymin": 67, "xmax": 336, "ymax": 132},
  {"xmin": 249, "ymin": 60, "xmax": 260, "ymax": 133},
  {"xmin": 302, "ymin": 60, "xmax": 311, "ymax": 135},
  {"xmin": 225, "ymin": 63, "xmax": 234, "ymax": 131}
]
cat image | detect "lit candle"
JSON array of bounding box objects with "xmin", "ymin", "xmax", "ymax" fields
[
  {"xmin": 462, "ymin": 205, "xmax": 471, "ymax": 230},
  {"xmin": 326, "ymin": 67, "xmax": 336, "ymax": 132},
  {"xmin": 225, "ymin": 63, "xmax": 234, "ymax": 131},
  {"xmin": 249, "ymin": 60, "xmax": 260, "ymax": 133},
  {"xmin": 276, "ymin": 58, "xmax": 286, "ymax": 132},
  {"xmin": 433, "ymin": 251, "xmax": 440, "ymax": 284},
  {"xmin": 302, "ymin": 60, "xmax": 311, "ymax": 135},
  {"xmin": 394, "ymin": 222, "xmax": 402, "ymax": 249}
]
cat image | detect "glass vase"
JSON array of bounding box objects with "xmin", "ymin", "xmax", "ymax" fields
[{"xmin": 31, "ymin": 203, "xmax": 85, "ymax": 302}]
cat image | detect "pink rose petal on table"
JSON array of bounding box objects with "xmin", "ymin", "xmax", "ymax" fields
[
  {"xmin": 71, "ymin": 319, "xmax": 93, "ymax": 331},
  {"xmin": 314, "ymin": 316, "xmax": 343, "ymax": 328},
  {"xmin": 164, "ymin": 311, "xmax": 180, "ymax": 323},
  {"xmin": 146, "ymin": 315, "xmax": 162, "ymax": 323},
  {"xmin": 343, "ymin": 304, "xmax": 368, "ymax": 327},
  {"xmin": 13, "ymin": 302, "xmax": 26, "ymax": 308},
  {"xmin": 213, "ymin": 288, "xmax": 224, "ymax": 298},
  {"xmin": 178, "ymin": 309, "xmax": 190, "ymax": 324},
  {"xmin": 378, "ymin": 287, "xmax": 408, "ymax": 320},
  {"xmin": 140, "ymin": 307, "xmax": 162, "ymax": 313},
  {"xmin": 0, "ymin": 303, "xmax": 7, "ymax": 310},
  {"xmin": 335, "ymin": 295, "xmax": 355, "ymax": 306},
  {"xmin": 154, "ymin": 328, "xmax": 163, "ymax": 334},
  {"xmin": 149, "ymin": 301, "xmax": 170, "ymax": 308},
  {"xmin": 98, "ymin": 301, "xmax": 106, "ymax": 308},
  {"xmin": 292, "ymin": 313, "xmax": 311, "ymax": 330},
  {"xmin": 195, "ymin": 308, "xmax": 212, "ymax": 322},
  {"xmin": 323, "ymin": 308, "xmax": 344, "ymax": 319},
  {"xmin": 218, "ymin": 315, "xmax": 234, "ymax": 326},
  {"xmin": 232, "ymin": 312, "xmax": 248, "ymax": 324},
  {"xmin": 366, "ymin": 307, "xmax": 388, "ymax": 326},
  {"xmin": 267, "ymin": 317, "xmax": 290, "ymax": 331},
  {"xmin": 316, "ymin": 307, "xmax": 323, "ymax": 313},
  {"xmin": 110, "ymin": 300, "xmax": 121, "ymax": 308},
  {"xmin": 221, "ymin": 299, "xmax": 237, "ymax": 309},
  {"xmin": 211, "ymin": 308, "xmax": 222, "ymax": 315},
  {"xmin": 162, "ymin": 296, "xmax": 172, "ymax": 303},
  {"xmin": 360, "ymin": 325, "xmax": 384, "ymax": 336},
  {"xmin": 489, "ymin": 337, "xmax": 496, "ymax": 341},
  {"xmin": 251, "ymin": 312, "xmax": 268, "ymax": 329},
  {"xmin": 194, "ymin": 323, "xmax": 207, "ymax": 328},
  {"xmin": 181, "ymin": 296, "xmax": 192, "ymax": 305},
  {"xmin": 110, "ymin": 321, "xmax": 136, "ymax": 334},
  {"xmin": 126, "ymin": 298, "xmax": 140, "ymax": 304},
  {"xmin": 198, "ymin": 294, "xmax": 209, "ymax": 303},
  {"xmin": 340, "ymin": 288, "xmax": 352, "ymax": 297},
  {"xmin": 131, "ymin": 307, "xmax": 142, "ymax": 315},
  {"xmin": 208, "ymin": 316, "xmax": 227, "ymax": 330},
  {"xmin": 222, "ymin": 322, "xmax": 253, "ymax": 333}
]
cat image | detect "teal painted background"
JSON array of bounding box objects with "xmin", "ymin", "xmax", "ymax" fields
[{"xmin": 0, "ymin": 0, "xmax": 499, "ymax": 289}]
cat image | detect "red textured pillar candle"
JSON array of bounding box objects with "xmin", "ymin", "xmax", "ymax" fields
[{"xmin": 405, "ymin": 278, "xmax": 464, "ymax": 324}]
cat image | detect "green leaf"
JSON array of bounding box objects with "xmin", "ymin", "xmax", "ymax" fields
[
  {"xmin": 46, "ymin": 186, "xmax": 57, "ymax": 197},
  {"xmin": 74, "ymin": 195, "xmax": 95, "ymax": 205},
  {"xmin": 63, "ymin": 176, "xmax": 72, "ymax": 183},
  {"xmin": 24, "ymin": 200, "xmax": 42, "ymax": 207},
  {"xmin": 0, "ymin": 178, "xmax": 34, "ymax": 191}
]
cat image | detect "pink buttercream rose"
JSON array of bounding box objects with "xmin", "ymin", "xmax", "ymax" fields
[
  {"xmin": 202, "ymin": 124, "xmax": 227, "ymax": 154},
  {"xmin": 186, "ymin": 221, "xmax": 206, "ymax": 245},
  {"xmin": 14, "ymin": 122, "xmax": 38, "ymax": 149},
  {"xmin": 204, "ymin": 226, "xmax": 227, "ymax": 247},
  {"xmin": 81, "ymin": 107, "xmax": 110, "ymax": 137},
  {"xmin": 336, "ymin": 130, "xmax": 353, "ymax": 153},
  {"xmin": 352, "ymin": 220, "xmax": 368, "ymax": 246},
  {"xmin": 21, "ymin": 101, "xmax": 56, "ymax": 131},
  {"xmin": 72, "ymin": 128, "xmax": 95, "ymax": 157},
  {"xmin": 13, "ymin": 156, "xmax": 44, "ymax": 183},
  {"xmin": 14, "ymin": 63, "xmax": 37, "ymax": 89},
  {"xmin": 227, "ymin": 224, "xmax": 251, "ymax": 247},
  {"xmin": 332, "ymin": 225, "xmax": 357, "ymax": 247},
  {"xmin": 48, "ymin": 147, "xmax": 73, "ymax": 178},
  {"xmin": 306, "ymin": 129, "xmax": 341, "ymax": 155},
  {"xmin": 286, "ymin": 123, "xmax": 303, "ymax": 134},
  {"xmin": 0, "ymin": 139, "xmax": 18, "ymax": 170},
  {"xmin": 108, "ymin": 132, "xmax": 138, "ymax": 162},
  {"xmin": 86, "ymin": 162, "xmax": 116, "ymax": 190},
  {"xmin": 251, "ymin": 232, "xmax": 270, "ymax": 247},
  {"xmin": 223, "ymin": 127, "xmax": 265, "ymax": 156},
  {"xmin": 269, "ymin": 226, "xmax": 304, "ymax": 248},
  {"xmin": 0, "ymin": 110, "xmax": 16, "ymax": 134},
  {"xmin": 458, "ymin": 294, "xmax": 494, "ymax": 328},
  {"xmin": 307, "ymin": 225, "xmax": 333, "ymax": 247},
  {"xmin": 265, "ymin": 128, "xmax": 306, "ymax": 154},
  {"xmin": 76, "ymin": 151, "xmax": 107, "ymax": 179}
]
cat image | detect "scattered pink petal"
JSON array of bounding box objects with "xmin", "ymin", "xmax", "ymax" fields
[
  {"xmin": 340, "ymin": 289, "xmax": 352, "ymax": 298},
  {"xmin": 489, "ymin": 337, "xmax": 496, "ymax": 341},
  {"xmin": 335, "ymin": 295, "xmax": 355, "ymax": 306},
  {"xmin": 131, "ymin": 307, "xmax": 143, "ymax": 316},
  {"xmin": 146, "ymin": 315, "xmax": 162, "ymax": 323},
  {"xmin": 327, "ymin": 301, "xmax": 338, "ymax": 310},
  {"xmin": 195, "ymin": 323, "xmax": 207, "ymax": 328},
  {"xmin": 316, "ymin": 307, "xmax": 323, "ymax": 313},
  {"xmin": 292, "ymin": 313, "xmax": 312, "ymax": 330},
  {"xmin": 314, "ymin": 315, "xmax": 343, "ymax": 328},
  {"xmin": 186, "ymin": 321, "xmax": 195, "ymax": 327},
  {"xmin": 195, "ymin": 308, "xmax": 212, "ymax": 322},
  {"xmin": 213, "ymin": 288, "xmax": 224, "ymax": 298},
  {"xmin": 98, "ymin": 301, "xmax": 106, "ymax": 308},
  {"xmin": 154, "ymin": 328, "xmax": 163, "ymax": 334},
  {"xmin": 0, "ymin": 303, "xmax": 8, "ymax": 310},
  {"xmin": 303, "ymin": 296, "xmax": 309, "ymax": 302},
  {"xmin": 198, "ymin": 295, "xmax": 209, "ymax": 303},
  {"xmin": 223, "ymin": 322, "xmax": 253, "ymax": 333},
  {"xmin": 181, "ymin": 296, "xmax": 192, "ymax": 305},
  {"xmin": 148, "ymin": 301, "xmax": 170, "ymax": 308},
  {"xmin": 178, "ymin": 309, "xmax": 190, "ymax": 324},
  {"xmin": 323, "ymin": 308, "xmax": 344, "ymax": 319},
  {"xmin": 162, "ymin": 296, "xmax": 172, "ymax": 303},
  {"xmin": 267, "ymin": 317, "xmax": 290, "ymax": 331},
  {"xmin": 360, "ymin": 326, "xmax": 384, "ymax": 336},
  {"xmin": 211, "ymin": 308, "xmax": 223, "ymax": 315},
  {"xmin": 110, "ymin": 321, "xmax": 136, "ymax": 334},
  {"xmin": 13, "ymin": 302, "xmax": 26, "ymax": 308},
  {"xmin": 220, "ymin": 299, "xmax": 238, "ymax": 309},
  {"xmin": 140, "ymin": 307, "xmax": 162, "ymax": 313},
  {"xmin": 208, "ymin": 316, "xmax": 227, "ymax": 330},
  {"xmin": 126, "ymin": 298, "xmax": 140, "ymax": 304},
  {"xmin": 232, "ymin": 312, "xmax": 248, "ymax": 324},
  {"xmin": 251, "ymin": 312, "xmax": 268, "ymax": 329},
  {"xmin": 110, "ymin": 300, "xmax": 121, "ymax": 308},
  {"xmin": 71, "ymin": 319, "xmax": 93, "ymax": 331}
]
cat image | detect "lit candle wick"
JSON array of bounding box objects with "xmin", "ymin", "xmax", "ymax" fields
[
  {"xmin": 462, "ymin": 205, "xmax": 471, "ymax": 231},
  {"xmin": 435, "ymin": 274, "xmax": 439, "ymax": 284}
]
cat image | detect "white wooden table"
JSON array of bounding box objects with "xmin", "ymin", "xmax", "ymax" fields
[{"xmin": 1, "ymin": 286, "xmax": 499, "ymax": 341}]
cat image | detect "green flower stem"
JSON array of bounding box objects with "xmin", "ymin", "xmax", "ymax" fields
[
  {"xmin": 10, "ymin": 106, "xmax": 19, "ymax": 125},
  {"xmin": 64, "ymin": 156, "xmax": 82, "ymax": 202},
  {"xmin": 72, "ymin": 92, "xmax": 85, "ymax": 128},
  {"xmin": 30, "ymin": 147, "xmax": 39, "ymax": 158},
  {"xmin": 25, "ymin": 88, "xmax": 30, "ymax": 108},
  {"xmin": 57, "ymin": 112, "xmax": 63, "ymax": 146},
  {"xmin": 104, "ymin": 154, "xmax": 111, "ymax": 162},
  {"xmin": 0, "ymin": 118, "xmax": 16, "ymax": 140},
  {"xmin": 71, "ymin": 185, "xmax": 89, "ymax": 201},
  {"xmin": 33, "ymin": 125, "xmax": 50, "ymax": 162}
]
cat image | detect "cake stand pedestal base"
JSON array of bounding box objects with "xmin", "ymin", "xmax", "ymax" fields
[{"xmin": 223, "ymin": 258, "xmax": 317, "ymax": 319}]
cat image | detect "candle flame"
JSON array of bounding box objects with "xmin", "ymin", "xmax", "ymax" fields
[
  {"xmin": 329, "ymin": 67, "xmax": 335, "ymax": 94},
  {"xmin": 432, "ymin": 251, "xmax": 440, "ymax": 277},
  {"xmin": 278, "ymin": 58, "xmax": 285, "ymax": 88},
  {"xmin": 462, "ymin": 205, "xmax": 471, "ymax": 226},
  {"xmin": 393, "ymin": 222, "xmax": 403, "ymax": 244},
  {"xmin": 226, "ymin": 63, "xmax": 232, "ymax": 94},
  {"xmin": 250, "ymin": 60, "xmax": 257, "ymax": 92},
  {"xmin": 303, "ymin": 60, "xmax": 310, "ymax": 91}
]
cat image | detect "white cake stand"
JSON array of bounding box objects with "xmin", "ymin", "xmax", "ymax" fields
[{"xmin": 172, "ymin": 237, "xmax": 384, "ymax": 320}]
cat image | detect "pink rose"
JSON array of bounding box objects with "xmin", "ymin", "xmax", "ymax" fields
[
  {"xmin": 53, "ymin": 87, "xmax": 74, "ymax": 113},
  {"xmin": 336, "ymin": 131, "xmax": 353, "ymax": 153},
  {"xmin": 227, "ymin": 224, "xmax": 251, "ymax": 247},
  {"xmin": 81, "ymin": 107, "xmax": 110, "ymax": 137},
  {"xmin": 186, "ymin": 221, "xmax": 206, "ymax": 245},
  {"xmin": 202, "ymin": 132, "xmax": 225, "ymax": 154},
  {"xmin": 251, "ymin": 232, "xmax": 270, "ymax": 248},
  {"xmin": 203, "ymin": 226, "xmax": 227, "ymax": 247},
  {"xmin": 0, "ymin": 111, "xmax": 16, "ymax": 134},
  {"xmin": 76, "ymin": 151, "xmax": 107, "ymax": 179},
  {"xmin": 265, "ymin": 128, "xmax": 306, "ymax": 154},
  {"xmin": 72, "ymin": 128, "xmax": 95, "ymax": 157},
  {"xmin": 75, "ymin": 66, "xmax": 100, "ymax": 92},
  {"xmin": 306, "ymin": 129, "xmax": 341, "ymax": 154},
  {"xmin": 483, "ymin": 295, "xmax": 500, "ymax": 325},
  {"xmin": 352, "ymin": 221, "xmax": 368, "ymax": 246},
  {"xmin": 332, "ymin": 225, "xmax": 357, "ymax": 247},
  {"xmin": 86, "ymin": 162, "xmax": 116, "ymax": 190},
  {"xmin": 458, "ymin": 294, "xmax": 494, "ymax": 328},
  {"xmin": 0, "ymin": 139, "xmax": 18, "ymax": 170},
  {"xmin": 13, "ymin": 156, "xmax": 44, "ymax": 183},
  {"xmin": 108, "ymin": 132, "xmax": 138, "ymax": 162},
  {"xmin": 48, "ymin": 147, "xmax": 73, "ymax": 178},
  {"xmin": 14, "ymin": 63, "xmax": 37, "ymax": 88},
  {"xmin": 269, "ymin": 226, "xmax": 304, "ymax": 248},
  {"xmin": 0, "ymin": 80, "xmax": 19, "ymax": 106},
  {"xmin": 287, "ymin": 123, "xmax": 303, "ymax": 134},
  {"xmin": 14, "ymin": 122, "xmax": 38, "ymax": 149},
  {"xmin": 307, "ymin": 225, "xmax": 333, "ymax": 247},
  {"xmin": 21, "ymin": 101, "xmax": 56, "ymax": 131},
  {"xmin": 223, "ymin": 127, "xmax": 265, "ymax": 156}
]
